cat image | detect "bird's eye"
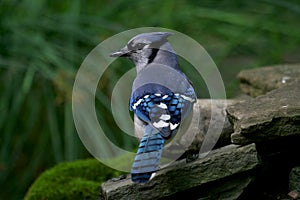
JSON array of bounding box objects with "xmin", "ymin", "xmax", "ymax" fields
[{"xmin": 135, "ymin": 43, "xmax": 146, "ymax": 50}]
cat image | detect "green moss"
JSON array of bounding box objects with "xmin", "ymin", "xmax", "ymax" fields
[{"xmin": 25, "ymin": 159, "xmax": 123, "ymax": 200}]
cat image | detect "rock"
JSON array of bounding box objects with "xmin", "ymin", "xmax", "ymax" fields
[
  {"xmin": 227, "ymin": 82, "xmax": 300, "ymax": 144},
  {"xmin": 288, "ymin": 190, "xmax": 300, "ymax": 200},
  {"xmin": 101, "ymin": 143, "xmax": 259, "ymax": 200},
  {"xmin": 241, "ymin": 135, "xmax": 300, "ymax": 199},
  {"xmin": 164, "ymin": 99, "xmax": 234, "ymax": 158},
  {"xmin": 231, "ymin": 132, "xmax": 254, "ymax": 145},
  {"xmin": 237, "ymin": 63, "xmax": 300, "ymax": 97},
  {"xmin": 213, "ymin": 176, "xmax": 254, "ymax": 200},
  {"xmin": 290, "ymin": 167, "xmax": 300, "ymax": 192},
  {"xmin": 166, "ymin": 172, "xmax": 255, "ymax": 200},
  {"xmin": 197, "ymin": 99, "xmax": 235, "ymax": 148}
]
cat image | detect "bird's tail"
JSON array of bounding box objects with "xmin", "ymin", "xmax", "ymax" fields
[{"xmin": 131, "ymin": 125, "xmax": 164, "ymax": 183}]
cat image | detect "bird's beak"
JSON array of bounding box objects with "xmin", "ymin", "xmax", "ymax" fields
[{"xmin": 109, "ymin": 46, "xmax": 130, "ymax": 57}]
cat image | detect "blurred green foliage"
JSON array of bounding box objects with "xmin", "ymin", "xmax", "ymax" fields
[{"xmin": 1, "ymin": 0, "xmax": 300, "ymax": 199}]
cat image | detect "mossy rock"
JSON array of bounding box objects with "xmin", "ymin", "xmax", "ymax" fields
[{"xmin": 25, "ymin": 159, "xmax": 122, "ymax": 200}]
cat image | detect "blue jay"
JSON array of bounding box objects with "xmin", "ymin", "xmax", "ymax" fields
[{"xmin": 110, "ymin": 32, "xmax": 196, "ymax": 183}]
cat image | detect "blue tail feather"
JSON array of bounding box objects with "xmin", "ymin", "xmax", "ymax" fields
[
  {"xmin": 131, "ymin": 172, "xmax": 153, "ymax": 183},
  {"xmin": 131, "ymin": 126, "xmax": 164, "ymax": 183}
]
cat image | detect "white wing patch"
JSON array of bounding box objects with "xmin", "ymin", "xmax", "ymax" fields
[
  {"xmin": 153, "ymin": 120, "xmax": 169, "ymax": 128},
  {"xmin": 132, "ymin": 93, "xmax": 188, "ymax": 132},
  {"xmin": 180, "ymin": 94, "xmax": 195, "ymax": 102},
  {"xmin": 157, "ymin": 103, "xmax": 167, "ymax": 109},
  {"xmin": 159, "ymin": 114, "xmax": 170, "ymax": 120},
  {"xmin": 170, "ymin": 123, "xmax": 179, "ymax": 130},
  {"xmin": 132, "ymin": 98, "xmax": 143, "ymax": 110},
  {"xmin": 162, "ymin": 95, "xmax": 168, "ymax": 99}
]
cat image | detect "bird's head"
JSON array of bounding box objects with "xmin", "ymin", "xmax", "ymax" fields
[{"xmin": 110, "ymin": 32, "xmax": 174, "ymax": 71}]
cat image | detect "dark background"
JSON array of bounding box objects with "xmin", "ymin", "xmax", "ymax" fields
[{"xmin": 1, "ymin": 0, "xmax": 300, "ymax": 199}]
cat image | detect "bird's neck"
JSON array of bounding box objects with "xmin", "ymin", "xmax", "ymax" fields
[
  {"xmin": 136, "ymin": 49, "xmax": 180, "ymax": 74},
  {"xmin": 153, "ymin": 49, "xmax": 180, "ymax": 69}
]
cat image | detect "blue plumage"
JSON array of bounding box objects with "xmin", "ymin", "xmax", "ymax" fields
[
  {"xmin": 110, "ymin": 32, "xmax": 196, "ymax": 183},
  {"xmin": 130, "ymin": 90, "xmax": 194, "ymax": 138},
  {"xmin": 131, "ymin": 126, "xmax": 164, "ymax": 183}
]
